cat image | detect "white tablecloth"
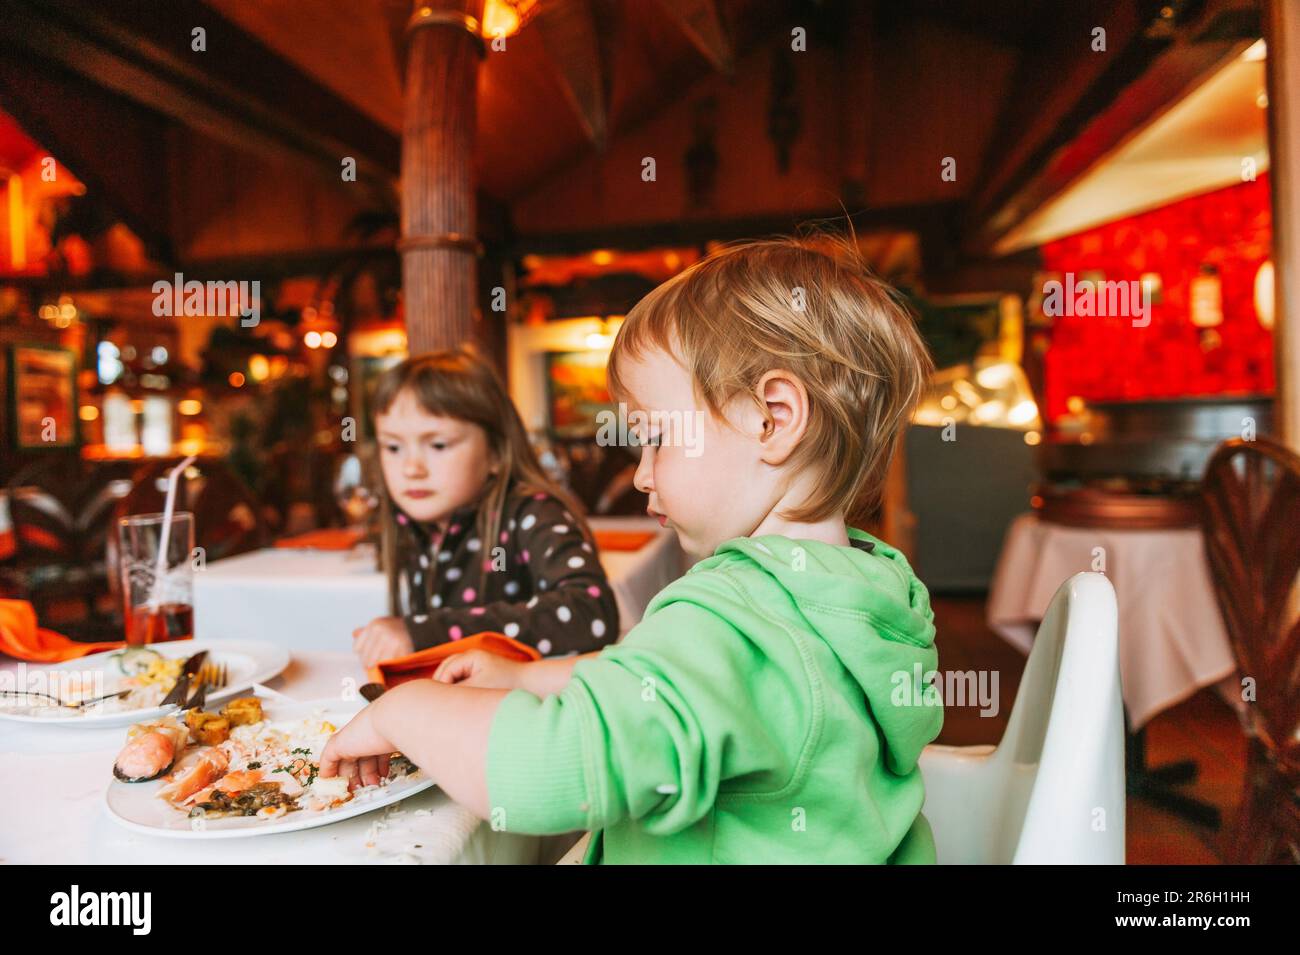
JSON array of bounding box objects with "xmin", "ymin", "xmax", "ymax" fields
[
  {"xmin": 0, "ymin": 650, "xmax": 546, "ymax": 864},
  {"xmin": 194, "ymin": 517, "xmax": 685, "ymax": 652},
  {"xmin": 987, "ymin": 513, "xmax": 1238, "ymax": 730}
]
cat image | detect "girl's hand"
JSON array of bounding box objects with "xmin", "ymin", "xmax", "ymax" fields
[
  {"xmin": 318, "ymin": 704, "xmax": 395, "ymax": 790},
  {"xmin": 433, "ymin": 649, "xmax": 525, "ymax": 690},
  {"xmin": 352, "ymin": 616, "xmax": 414, "ymax": 667}
]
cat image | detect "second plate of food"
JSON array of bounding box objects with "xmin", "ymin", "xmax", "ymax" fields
[{"xmin": 0, "ymin": 640, "xmax": 290, "ymax": 727}]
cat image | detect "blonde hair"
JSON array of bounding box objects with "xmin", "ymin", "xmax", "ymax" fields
[
  {"xmin": 372, "ymin": 347, "xmax": 588, "ymax": 612},
  {"xmin": 607, "ymin": 233, "xmax": 932, "ymax": 525}
]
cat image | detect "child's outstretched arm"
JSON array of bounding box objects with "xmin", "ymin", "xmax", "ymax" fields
[
  {"xmin": 319, "ymin": 682, "xmax": 510, "ymax": 819},
  {"xmin": 434, "ymin": 649, "xmax": 598, "ymax": 696}
]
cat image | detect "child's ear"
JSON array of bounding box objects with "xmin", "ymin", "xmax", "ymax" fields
[{"xmin": 756, "ymin": 370, "xmax": 809, "ymax": 465}]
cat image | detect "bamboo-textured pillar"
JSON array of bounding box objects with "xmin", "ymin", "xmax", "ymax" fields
[
  {"xmin": 1266, "ymin": 0, "xmax": 1300, "ymax": 450},
  {"xmin": 401, "ymin": 1, "xmax": 485, "ymax": 355}
]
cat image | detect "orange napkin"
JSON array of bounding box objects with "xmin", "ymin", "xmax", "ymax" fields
[
  {"xmin": 593, "ymin": 528, "xmax": 657, "ymax": 552},
  {"xmin": 274, "ymin": 528, "xmax": 366, "ymax": 550},
  {"xmin": 366, "ymin": 631, "xmax": 541, "ymax": 688},
  {"xmin": 0, "ymin": 599, "xmax": 125, "ymax": 662}
]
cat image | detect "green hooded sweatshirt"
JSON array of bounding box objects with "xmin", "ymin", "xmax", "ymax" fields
[{"xmin": 486, "ymin": 527, "xmax": 944, "ymax": 864}]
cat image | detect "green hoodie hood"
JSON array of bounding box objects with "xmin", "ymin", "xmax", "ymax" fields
[{"xmin": 708, "ymin": 527, "xmax": 941, "ymax": 776}]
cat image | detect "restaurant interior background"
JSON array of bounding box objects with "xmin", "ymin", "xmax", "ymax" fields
[{"xmin": 1, "ymin": 0, "xmax": 1298, "ymax": 866}]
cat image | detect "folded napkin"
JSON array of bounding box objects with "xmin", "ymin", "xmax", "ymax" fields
[
  {"xmin": 0, "ymin": 599, "xmax": 124, "ymax": 662},
  {"xmin": 593, "ymin": 528, "xmax": 657, "ymax": 552},
  {"xmin": 274, "ymin": 527, "xmax": 366, "ymax": 550},
  {"xmin": 366, "ymin": 631, "xmax": 540, "ymax": 688}
]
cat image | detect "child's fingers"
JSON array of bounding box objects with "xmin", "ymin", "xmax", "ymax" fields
[
  {"xmin": 335, "ymin": 757, "xmax": 357, "ymax": 787},
  {"xmin": 433, "ymin": 653, "xmax": 472, "ymax": 683},
  {"xmin": 356, "ymin": 632, "xmax": 382, "ymax": 667},
  {"xmin": 357, "ymin": 754, "xmax": 382, "ymax": 789},
  {"xmin": 319, "ymin": 741, "xmax": 341, "ymax": 778}
]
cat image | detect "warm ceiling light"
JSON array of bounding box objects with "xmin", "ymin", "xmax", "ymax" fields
[
  {"xmin": 178, "ymin": 399, "xmax": 203, "ymax": 415},
  {"xmin": 78, "ymin": 405, "xmax": 99, "ymax": 422},
  {"xmin": 481, "ymin": 0, "xmax": 538, "ymax": 38},
  {"xmin": 1007, "ymin": 400, "xmax": 1039, "ymax": 427},
  {"xmin": 228, "ymin": 371, "xmax": 245, "ymax": 387},
  {"xmin": 974, "ymin": 362, "xmax": 1015, "ymax": 390},
  {"xmin": 304, "ymin": 331, "xmax": 322, "ymax": 349},
  {"xmin": 248, "ymin": 354, "xmax": 270, "ymax": 381},
  {"xmin": 321, "ymin": 331, "xmax": 338, "ymax": 348},
  {"xmin": 591, "ymin": 249, "xmax": 614, "ymax": 266}
]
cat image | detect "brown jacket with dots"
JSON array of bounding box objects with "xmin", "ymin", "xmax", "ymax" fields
[{"xmin": 394, "ymin": 483, "xmax": 620, "ymax": 657}]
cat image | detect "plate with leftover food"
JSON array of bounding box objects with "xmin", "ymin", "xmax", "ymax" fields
[
  {"xmin": 0, "ymin": 640, "xmax": 289, "ymax": 726},
  {"xmin": 104, "ymin": 694, "xmax": 433, "ymax": 838}
]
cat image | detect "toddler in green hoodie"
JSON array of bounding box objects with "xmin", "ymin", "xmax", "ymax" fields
[{"xmin": 320, "ymin": 235, "xmax": 945, "ymax": 863}]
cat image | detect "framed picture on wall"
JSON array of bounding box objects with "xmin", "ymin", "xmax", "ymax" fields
[
  {"xmin": 7, "ymin": 344, "xmax": 79, "ymax": 449},
  {"xmin": 546, "ymin": 350, "xmax": 616, "ymax": 438}
]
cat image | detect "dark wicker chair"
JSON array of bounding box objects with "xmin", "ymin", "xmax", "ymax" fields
[{"xmin": 1201, "ymin": 436, "xmax": 1300, "ymax": 864}]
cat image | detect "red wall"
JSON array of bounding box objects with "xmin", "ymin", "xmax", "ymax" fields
[{"xmin": 1040, "ymin": 174, "xmax": 1274, "ymax": 421}]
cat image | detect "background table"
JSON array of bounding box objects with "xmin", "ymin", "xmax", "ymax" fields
[
  {"xmin": 194, "ymin": 516, "xmax": 686, "ymax": 652},
  {"xmin": 0, "ymin": 650, "xmax": 547, "ymax": 864},
  {"xmin": 988, "ymin": 513, "xmax": 1238, "ymax": 730}
]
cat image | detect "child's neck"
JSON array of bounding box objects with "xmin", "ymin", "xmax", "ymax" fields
[{"xmin": 749, "ymin": 509, "xmax": 850, "ymax": 548}]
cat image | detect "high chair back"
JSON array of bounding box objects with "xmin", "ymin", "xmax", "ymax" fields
[{"xmin": 918, "ymin": 572, "xmax": 1125, "ymax": 863}]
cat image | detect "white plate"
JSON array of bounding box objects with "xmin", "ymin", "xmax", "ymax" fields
[
  {"xmin": 104, "ymin": 697, "xmax": 434, "ymax": 839},
  {"xmin": 0, "ymin": 639, "xmax": 290, "ymax": 727}
]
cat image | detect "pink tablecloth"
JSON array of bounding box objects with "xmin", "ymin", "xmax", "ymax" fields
[{"xmin": 988, "ymin": 513, "xmax": 1238, "ymax": 730}]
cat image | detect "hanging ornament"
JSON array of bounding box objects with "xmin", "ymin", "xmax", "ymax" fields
[
  {"xmin": 1190, "ymin": 264, "xmax": 1223, "ymax": 328},
  {"xmin": 1254, "ymin": 260, "xmax": 1274, "ymax": 330}
]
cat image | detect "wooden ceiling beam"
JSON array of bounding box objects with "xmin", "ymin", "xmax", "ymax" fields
[
  {"xmin": 964, "ymin": 0, "xmax": 1261, "ymax": 255},
  {"xmin": 655, "ymin": 0, "xmax": 734, "ymax": 74},
  {"xmin": 537, "ymin": 0, "xmax": 608, "ymax": 150},
  {"xmin": 0, "ymin": 0, "xmax": 400, "ymax": 188}
]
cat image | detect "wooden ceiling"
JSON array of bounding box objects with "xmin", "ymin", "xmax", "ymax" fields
[
  {"xmin": 0, "ymin": 0, "xmax": 1265, "ymax": 281},
  {"xmin": 206, "ymin": 0, "xmax": 777, "ymax": 200}
]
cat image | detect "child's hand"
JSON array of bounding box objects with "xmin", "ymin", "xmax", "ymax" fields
[
  {"xmin": 352, "ymin": 616, "xmax": 414, "ymax": 667},
  {"xmin": 319, "ymin": 705, "xmax": 396, "ymax": 790},
  {"xmin": 433, "ymin": 650, "xmax": 524, "ymax": 690}
]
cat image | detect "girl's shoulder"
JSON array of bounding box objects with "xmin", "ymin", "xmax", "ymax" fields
[{"xmin": 504, "ymin": 483, "xmax": 583, "ymax": 534}]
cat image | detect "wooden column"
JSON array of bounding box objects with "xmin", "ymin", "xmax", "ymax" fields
[
  {"xmin": 1267, "ymin": 0, "xmax": 1300, "ymax": 450},
  {"xmin": 401, "ymin": 1, "xmax": 484, "ymax": 355}
]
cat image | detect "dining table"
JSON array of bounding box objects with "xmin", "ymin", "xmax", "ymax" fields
[
  {"xmin": 192, "ymin": 516, "xmax": 687, "ymax": 652},
  {"xmin": 987, "ymin": 512, "xmax": 1239, "ymax": 731},
  {"xmin": 987, "ymin": 511, "xmax": 1240, "ymax": 829},
  {"xmin": 0, "ymin": 648, "xmax": 561, "ymax": 864}
]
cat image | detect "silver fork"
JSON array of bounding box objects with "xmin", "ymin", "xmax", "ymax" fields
[
  {"xmin": 195, "ymin": 660, "xmax": 228, "ymax": 691},
  {"xmin": 182, "ymin": 660, "xmax": 228, "ymax": 710},
  {"xmin": 0, "ymin": 688, "xmax": 132, "ymax": 710}
]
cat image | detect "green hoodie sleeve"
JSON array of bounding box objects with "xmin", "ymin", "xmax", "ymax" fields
[{"xmin": 486, "ymin": 596, "xmax": 805, "ymax": 836}]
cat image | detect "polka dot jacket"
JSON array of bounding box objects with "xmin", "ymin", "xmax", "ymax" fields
[{"xmin": 394, "ymin": 486, "xmax": 620, "ymax": 657}]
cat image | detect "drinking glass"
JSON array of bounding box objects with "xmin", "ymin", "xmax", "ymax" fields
[{"xmin": 118, "ymin": 511, "xmax": 195, "ymax": 645}]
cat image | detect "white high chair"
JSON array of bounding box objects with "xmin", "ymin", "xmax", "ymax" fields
[
  {"xmin": 558, "ymin": 572, "xmax": 1125, "ymax": 864},
  {"xmin": 919, "ymin": 571, "xmax": 1125, "ymax": 863}
]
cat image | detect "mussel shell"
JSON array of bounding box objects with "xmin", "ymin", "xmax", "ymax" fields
[{"xmin": 112, "ymin": 759, "xmax": 174, "ymax": 784}]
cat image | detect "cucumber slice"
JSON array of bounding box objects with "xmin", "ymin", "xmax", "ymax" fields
[{"xmin": 113, "ymin": 646, "xmax": 162, "ymax": 676}]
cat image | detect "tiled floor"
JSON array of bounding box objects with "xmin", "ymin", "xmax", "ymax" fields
[{"xmin": 931, "ymin": 595, "xmax": 1244, "ymax": 864}]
